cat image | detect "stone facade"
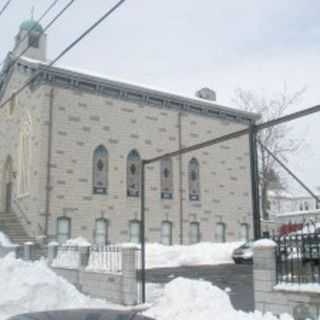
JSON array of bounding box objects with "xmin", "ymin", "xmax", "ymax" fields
[{"xmin": 0, "ymin": 21, "xmax": 259, "ymax": 244}]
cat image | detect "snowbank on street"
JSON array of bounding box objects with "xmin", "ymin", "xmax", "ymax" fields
[
  {"xmin": 143, "ymin": 277, "xmax": 293, "ymax": 320},
  {"xmin": 0, "ymin": 231, "xmax": 14, "ymax": 247},
  {"xmin": 0, "ymin": 253, "xmax": 118, "ymax": 320},
  {"xmin": 145, "ymin": 242, "xmax": 243, "ymax": 269}
]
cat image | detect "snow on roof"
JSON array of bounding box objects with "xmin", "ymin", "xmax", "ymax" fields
[
  {"xmin": 19, "ymin": 56, "xmax": 259, "ymax": 122},
  {"xmin": 276, "ymin": 209, "xmax": 320, "ymax": 218},
  {"xmin": 253, "ymin": 239, "xmax": 277, "ymax": 248},
  {"xmin": 268, "ymin": 189, "xmax": 294, "ymax": 199}
]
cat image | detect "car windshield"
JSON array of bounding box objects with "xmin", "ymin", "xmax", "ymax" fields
[{"xmin": 240, "ymin": 241, "xmax": 254, "ymax": 249}]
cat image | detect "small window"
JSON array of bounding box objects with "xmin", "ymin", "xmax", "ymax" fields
[
  {"xmin": 304, "ymin": 202, "xmax": 309, "ymax": 211},
  {"xmin": 129, "ymin": 220, "xmax": 140, "ymax": 243},
  {"xmin": 161, "ymin": 221, "xmax": 173, "ymax": 245},
  {"xmin": 299, "ymin": 203, "xmax": 304, "ymax": 211},
  {"xmin": 95, "ymin": 218, "xmax": 109, "ymax": 245},
  {"xmin": 216, "ymin": 223, "xmax": 226, "ymax": 243},
  {"xmin": 56, "ymin": 217, "xmax": 71, "ymax": 244},
  {"xmin": 316, "ymin": 201, "xmax": 320, "ymax": 210},
  {"xmin": 190, "ymin": 222, "xmax": 200, "ymax": 244},
  {"xmin": 28, "ymin": 34, "xmax": 40, "ymax": 48},
  {"xmin": 240, "ymin": 223, "xmax": 249, "ymax": 242}
]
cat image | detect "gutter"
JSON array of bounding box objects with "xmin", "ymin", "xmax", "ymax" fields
[{"xmin": 44, "ymin": 87, "xmax": 54, "ymax": 238}]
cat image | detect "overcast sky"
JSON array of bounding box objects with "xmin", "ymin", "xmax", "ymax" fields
[{"xmin": 1, "ymin": 0, "xmax": 320, "ymax": 194}]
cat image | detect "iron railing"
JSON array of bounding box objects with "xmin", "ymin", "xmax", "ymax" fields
[{"xmin": 273, "ymin": 233, "xmax": 320, "ymax": 285}]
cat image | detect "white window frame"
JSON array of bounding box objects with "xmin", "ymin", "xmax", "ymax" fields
[
  {"xmin": 56, "ymin": 217, "xmax": 71, "ymax": 244},
  {"xmin": 161, "ymin": 221, "xmax": 173, "ymax": 245},
  {"xmin": 129, "ymin": 220, "xmax": 140, "ymax": 244}
]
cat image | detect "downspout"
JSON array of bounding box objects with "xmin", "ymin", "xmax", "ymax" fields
[
  {"xmin": 178, "ymin": 111, "xmax": 184, "ymax": 244},
  {"xmin": 44, "ymin": 87, "xmax": 54, "ymax": 239}
]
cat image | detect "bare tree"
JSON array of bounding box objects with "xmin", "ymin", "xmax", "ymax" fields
[{"xmin": 232, "ymin": 86, "xmax": 306, "ymax": 220}]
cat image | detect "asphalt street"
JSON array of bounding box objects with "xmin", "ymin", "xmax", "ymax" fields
[{"xmin": 143, "ymin": 263, "xmax": 254, "ymax": 312}]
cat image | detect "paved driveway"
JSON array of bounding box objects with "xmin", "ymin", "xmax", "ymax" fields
[{"xmin": 143, "ymin": 263, "xmax": 254, "ymax": 312}]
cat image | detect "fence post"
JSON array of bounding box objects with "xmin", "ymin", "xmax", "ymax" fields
[
  {"xmin": 79, "ymin": 245, "xmax": 90, "ymax": 270},
  {"xmin": 253, "ymin": 239, "xmax": 277, "ymax": 313},
  {"xmin": 48, "ymin": 242, "xmax": 59, "ymax": 265},
  {"xmin": 23, "ymin": 242, "xmax": 34, "ymax": 261},
  {"xmin": 122, "ymin": 246, "xmax": 138, "ymax": 306}
]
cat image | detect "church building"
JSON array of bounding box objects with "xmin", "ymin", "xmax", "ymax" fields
[{"xmin": 0, "ymin": 20, "xmax": 259, "ymax": 245}]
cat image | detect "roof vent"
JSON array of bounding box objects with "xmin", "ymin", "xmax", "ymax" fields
[{"xmin": 195, "ymin": 87, "xmax": 216, "ymax": 101}]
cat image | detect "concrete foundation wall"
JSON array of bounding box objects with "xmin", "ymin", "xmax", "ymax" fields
[{"xmin": 254, "ymin": 243, "xmax": 320, "ymax": 320}]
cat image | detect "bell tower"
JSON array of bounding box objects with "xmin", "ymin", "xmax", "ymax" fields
[{"xmin": 13, "ymin": 19, "xmax": 47, "ymax": 62}]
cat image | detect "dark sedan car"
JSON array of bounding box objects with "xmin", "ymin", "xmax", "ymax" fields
[
  {"xmin": 232, "ymin": 241, "xmax": 254, "ymax": 264},
  {"xmin": 7, "ymin": 309, "xmax": 153, "ymax": 320}
]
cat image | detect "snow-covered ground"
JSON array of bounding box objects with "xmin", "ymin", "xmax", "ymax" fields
[
  {"xmin": 144, "ymin": 241, "xmax": 243, "ymax": 269},
  {"xmin": 51, "ymin": 240, "xmax": 243, "ymax": 270},
  {"xmin": 0, "ymin": 253, "xmax": 295, "ymax": 320},
  {"xmin": 144, "ymin": 278, "xmax": 293, "ymax": 320},
  {"xmin": 0, "ymin": 253, "xmax": 119, "ymax": 320},
  {"xmin": 0, "ymin": 232, "xmax": 15, "ymax": 247}
]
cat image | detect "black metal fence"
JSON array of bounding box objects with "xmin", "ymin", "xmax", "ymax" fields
[{"xmin": 273, "ymin": 233, "xmax": 320, "ymax": 284}]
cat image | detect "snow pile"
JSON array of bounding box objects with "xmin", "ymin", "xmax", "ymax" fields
[
  {"xmin": 64, "ymin": 236, "xmax": 91, "ymax": 247},
  {"xmin": 275, "ymin": 282, "xmax": 320, "ymax": 293},
  {"xmin": 52, "ymin": 247, "xmax": 80, "ymax": 269},
  {"xmin": 144, "ymin": 278, "xmax": 293, "ymax": 320},
  {"xmin": 0, "ymin": 231, "xmax": 15, "ymax": 247},
  {"xmin": 0, "ymin": 253, "xmax": 113, "ymax": 320},
  {"xmin": 145, "ymin": 242, "xmax": 242, "ymax": 269}
]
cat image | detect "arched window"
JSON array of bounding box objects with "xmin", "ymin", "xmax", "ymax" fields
[
  {"xmin": 240, "ymin": 223, "xmax": 249, "ymax": 242},
  {"xmin": 216, "ymin": 223, "xmax": 226, "ymax": 243},
  {"xmin": 161, "ymin": 221, "xmax": 173, "ymax": 245},
  {"xmin": 2, "ymin": 156, "xmax": 13, "ymax": 212},
  {"xmin": 160, "ymin": 157, "xmax": 173, "ymax": 199},
  {"xmin": 93, "ymin": 145, "xmax": 108, "ymax": 194},
  {"xmin": 56, "ymin": 217, "xmax": 71, "ymax": 244},
  {"xmin": 127, "ymin": 150, "xmax": 141, "ymax": 197},
  {"xmin": 17, "ymin": 113, "xmax": 32, "ymax": 195},
  {"xmin": 95, "ymin": 218, "xmax": 109, "ymax": 245},
  {"xmin": 129, "ymin": 220, "xmax": 141, "ymax": 243},
  {"xmin": 190, "ymin": 222, "xmax": 200, "ymax": 244},
  {"xmin": 189, "ymin": 158, "xmax": 200, "ymax": 201}
]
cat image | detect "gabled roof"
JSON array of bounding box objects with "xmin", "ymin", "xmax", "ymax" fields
[{"xmin": 13, "ymin": 55, "xmax": 260, "ymax": 123}]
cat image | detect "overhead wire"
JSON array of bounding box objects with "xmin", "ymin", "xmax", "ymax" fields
[
  {"xmin": 0, "ymin": 0, "xmax": 127, "ymax": 109},
  {"xmin": 0, "ymin": 0, "xmax": 74, "ymax": 72},
  {"xmin": 0, "ymin": 0, "xmax": 61, "ymax": 68},
  {"xmin": 0, "ymin": 0, "xmax": 13, "ymax": 18}
]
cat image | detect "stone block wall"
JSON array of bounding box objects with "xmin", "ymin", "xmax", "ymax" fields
[{"xmin": 254, "ymin": 241, "xmax": 320, "ymax": 320}]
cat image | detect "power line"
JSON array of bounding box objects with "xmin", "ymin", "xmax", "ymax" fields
[
  {"xmin": 0, "ymin": 0, "xmax": 72, "ymax": 72},
  {"xmin": 0, "ymin": 0, "xmax": 60, "ymax": 68},
  {"xmin": 0, "ymin": 0, "xmax": 13, "ymax": 18},
  {"xmin": 0, "ymin": 0, "xmax": 127, "ymax": 109}
]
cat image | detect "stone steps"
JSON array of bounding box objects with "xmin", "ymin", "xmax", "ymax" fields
[{"xmin": 0, "ymin": 211, "xmax": 33, "ymax": 244}]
